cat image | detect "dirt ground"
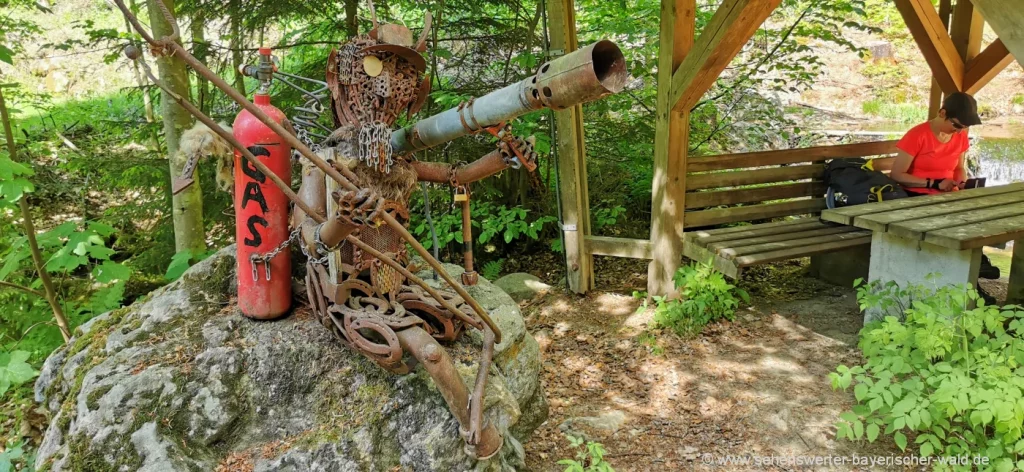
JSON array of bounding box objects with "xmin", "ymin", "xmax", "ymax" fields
[{"xmin": 520, "ymin": 258, "xmax": 918, "ymax": 471}]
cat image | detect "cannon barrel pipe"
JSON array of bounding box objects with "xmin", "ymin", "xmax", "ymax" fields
[{"xmin": 391, "ymin": 40, "xmax": 627, "ymax": 154}]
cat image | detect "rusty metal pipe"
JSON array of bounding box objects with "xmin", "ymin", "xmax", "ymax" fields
[
  {"xmin": 412, "ymin": 150, "xmax": 512, "ymax": 186},
  {"xmin": 457, "ymin": 151, "xmax": 509, "ymax": 185},
  {"xmin": 396, "ymin": 326, "xmax": 502, "ymax": 459},
  {"xmin": 115, "ymin": 0, "xmax": 502, "ymax": 343},
  {"xmin": 391, "ymin": 40, "xmax": 626, "ymax": 154},
  {"xmin": 467, "ymin": 325, "xmax": 495, "ymax": 444},
  {"xmin": 460, "ymin": 191, "xmax": 477, "ymax": 286},
  {"xmin": 410, "ymin": 161, "xmax": 451, "ymax": 184}
]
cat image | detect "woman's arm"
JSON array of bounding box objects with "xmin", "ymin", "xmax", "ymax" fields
[
  {"xmin": 889, "ymin": 150, "xmax": 956, "ymax": 191},
  {"xmin": 889, "ymin": 150, "xmax": 928, "ymax": 188},
  {"xmin": 954, "ymin": 152, "xmax": 968, "ymax": 184}
]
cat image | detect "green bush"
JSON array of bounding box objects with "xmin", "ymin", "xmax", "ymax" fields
[
  {"xmin": 409, "ymin": 200, "xmax": 556, "ymax": 251},
  {"xmin": 558, "ymin": 435, "xmax": 614, "ymax": 472},
  {"xmin": 831, "ymin": 279, "xmax": 1024, "ymax": 471},
  {"xmin": 650, "ymin": 259, "xmax": 748, "ymax": 337}
]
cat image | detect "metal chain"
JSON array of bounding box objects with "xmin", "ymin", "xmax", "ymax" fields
[{"xmin": 249, "ymin": 227, "xmax": 301, "ymax": 282}]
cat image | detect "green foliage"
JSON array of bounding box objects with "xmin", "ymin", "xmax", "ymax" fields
[
  {"xmin": 164, "ymin": 248, "xmax": 215, "ymax": 281},
  {"xmin": 831, "ymin": 279, "xmax": 1024, "ymax": 471},
  {"xmin": 862, "ymin": 99, "xmax": 927, "ymax": 124},
  {"xmin": 0, "ymin": 351, "xmax": 37, "ymax": 398},
  {"xmin": 0, "ymin": 152, "xmax": 34, "ymax": 208},
  {"xmin": 650, "ymin": 259, "xmax": 749, "ymax": 337},
  {"xmin": 409, "ymin": 198, "xmax": 556, "ymax": 251},
  {"xmin": 557, "ymin": 435, "xmax": 614, "ymax": 472},
  {"xmin": 591, "ymin": 204, "xmax": 626, "ymax": 232},
  {"xmin": 0, "ymin": 439, "xmax": 35, "ymax": 472},
  {"xmin": 481, "ymin": 259, "xmax": 504, "ymax": 281},
  {"xmin": 478, "ymin": 205, "xmax": 556, "ymax": 245}
]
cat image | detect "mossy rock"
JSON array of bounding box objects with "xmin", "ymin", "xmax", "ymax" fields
[{"xmin": 34, "ymin": 246, "xmax": 547, "ymax": 471}]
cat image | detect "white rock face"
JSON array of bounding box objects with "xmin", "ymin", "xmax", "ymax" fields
[{"xmin": 35, "ymin": 246, "xmax": 547, "ymax": 471}]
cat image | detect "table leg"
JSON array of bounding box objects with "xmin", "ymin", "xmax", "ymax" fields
[
  {"xmin": 1008, "ymin": 240, "xmax": 1023, "ymax": 304},
  {"xmin": 865, "ymin": 232, "xmax": 981, "ymax": 324}
]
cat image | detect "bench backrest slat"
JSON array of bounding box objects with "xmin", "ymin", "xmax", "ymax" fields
[{"xmin": 684, "ymin": 140, "xmax": 900, "ymax": 228}]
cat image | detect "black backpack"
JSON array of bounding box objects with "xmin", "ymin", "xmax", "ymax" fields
[{"xmin": 824, "ymin": 158, "xmax": 908, "ymax": 209}]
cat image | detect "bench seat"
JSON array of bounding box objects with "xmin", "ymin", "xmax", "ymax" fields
[{"xmin": 683, "ymin": 218, "xmax": 872, "ymax": 279}]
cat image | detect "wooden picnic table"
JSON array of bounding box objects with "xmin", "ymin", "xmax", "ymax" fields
[{"xmin": 821, "ymin": 182, "xmax": 1024, "ymax": 319}]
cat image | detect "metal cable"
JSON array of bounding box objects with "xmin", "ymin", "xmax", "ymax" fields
[
  {"xmin": 540, "ymin": 0, "xmax": 570, "ymax": 293},
  {"xmin": 421, "ymin": 182, "xmax": 441, "ymax": 280}
]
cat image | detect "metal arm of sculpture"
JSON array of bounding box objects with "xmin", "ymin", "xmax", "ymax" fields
[{"xmin": 410, "ymin": 126, "xmax": 539, "ymax": 285}]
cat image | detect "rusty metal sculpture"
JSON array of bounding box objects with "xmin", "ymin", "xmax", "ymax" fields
[{"xmin": 116, "ymin": 0, "xmax": 625, "ymax": 461}]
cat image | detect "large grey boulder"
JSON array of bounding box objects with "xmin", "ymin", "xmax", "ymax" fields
[
  {"xmin": 34, "ymin": 245, "xmax": 547, "ymax": 471},
  {"xmin": 493, "ymin": 273, "xmax": 551, "ymax": 302}
]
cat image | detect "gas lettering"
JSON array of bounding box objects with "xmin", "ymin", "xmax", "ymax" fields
[{"xmin": 241, "ymin": 145, "xmax": 270, "ymax": 247}]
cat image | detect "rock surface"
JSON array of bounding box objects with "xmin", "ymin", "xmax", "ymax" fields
[
  {"xmin": 493, "ymin": 273, "xmax": 551, "ymax": 302},
  {"xmin": 34, "ymin": 246, "xmax": 547, "ymax": 471}
]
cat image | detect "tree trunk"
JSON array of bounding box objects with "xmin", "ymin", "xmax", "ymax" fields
[
  {"xmin": 191, "ymin": 12, "xmax": 210, "ymax": 114},
  {"xmin": 229, "ymin": 0, "xmax": 246, "ymax": 95},
  {"xmin": 147, "ymin": 0, "xmax": 206, "ymax": 255},
  {"xmin": 345, "ymin": 0, "xmax": 358, "ymax": 38},
  {"xmin": 124, "ymin": 0, "xmax": 158, "ymax": 149},
  {"xmin": 0, "ymin": 86, "xmax": 72, "ymax": 343}
]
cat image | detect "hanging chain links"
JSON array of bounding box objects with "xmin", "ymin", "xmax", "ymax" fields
[{"xmin": 249, "ymin": 227, "xmax": 301, "ymax": 282}]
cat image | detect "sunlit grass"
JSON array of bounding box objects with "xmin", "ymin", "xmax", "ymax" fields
[{"xmin": 862, "ymin": 99, "xmax": 927, "ymax": 124}]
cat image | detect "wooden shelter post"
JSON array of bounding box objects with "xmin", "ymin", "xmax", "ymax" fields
[
  {"xmin": 548, "ymin": 0, "xmax": 594, "ymax": 293},
  {"xmin": 647, "ymin": 0, "xmax": 696, "ymax": 296},
  {"xmin": 926, "ymin": 0, "xmax": 952, "ymax": 119},
  {"xmin": 647, "ymin": 0, "xmax": 782, "ymax": 296}
]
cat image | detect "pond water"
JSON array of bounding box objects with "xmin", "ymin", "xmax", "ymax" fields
[{"xmin": 974, "ymin": 137, "xmax": 1024, "ymax": 186}]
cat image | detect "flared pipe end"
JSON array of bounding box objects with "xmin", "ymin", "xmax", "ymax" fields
[
  {"xmin": 590, "ymin": 40, "xmax": 628, "ymax": 94},
  {"xmin": 532, "ymin": 40, "xmax": 629, "ymax": 110}
]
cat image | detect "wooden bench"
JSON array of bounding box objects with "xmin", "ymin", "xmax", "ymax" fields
[{"xmin": 681, "ymin": 140, "xmax": 900, "ymax": 279}]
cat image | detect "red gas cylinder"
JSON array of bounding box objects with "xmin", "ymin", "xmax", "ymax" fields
[{"xmin": 233, "ymin": 92, "xmax": 292, "ymax": 319}]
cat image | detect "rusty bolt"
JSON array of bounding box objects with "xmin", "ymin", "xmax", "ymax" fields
[
  {"xmin": 423, "ymin": 343, "xmax": 442, "ymax": 363},
  {"xmin": 124, "ymin": 45, "xmax": 141, "ymax": 60}
]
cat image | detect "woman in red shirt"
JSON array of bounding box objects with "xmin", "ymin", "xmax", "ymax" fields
[
  {"xmin": 889, "ymin": 92, "xmax": 998, "ymax": 279},
  {"xmin": 890, "ymin": 92, "xmax": 981, "ymax": 195}
]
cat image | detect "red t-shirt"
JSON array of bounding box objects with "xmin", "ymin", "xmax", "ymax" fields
[{"xmin": 895, "ymin": 122, "xmax": 969, "ymax": 194}]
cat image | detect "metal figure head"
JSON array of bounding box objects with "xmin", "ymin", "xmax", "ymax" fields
[{"xmin": 326, "ymin": 0, "xmax": 433, "ymax": 174}]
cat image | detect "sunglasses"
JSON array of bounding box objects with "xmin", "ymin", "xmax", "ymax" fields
[{"xmin": 950, "ymin": 120, "xmax": 966, "ymax": 130}]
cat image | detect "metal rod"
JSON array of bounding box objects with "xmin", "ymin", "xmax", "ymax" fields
[
  {"xmin": 395, "ymin": 326, "xmax": 502, "ymax": 459},
  {"xmin": 113, "ymin": 0, "xmax": 502, "ymax": 342},
  {"xmin": 461, "ymin": 191, "xmax": 475, "ymax": 279}
]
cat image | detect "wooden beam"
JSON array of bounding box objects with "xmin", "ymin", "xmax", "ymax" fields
[
  {"xmin": 687, "ymin": 140, "xmax": 898, "ymax": 172},
  {"xmin": 686, "ymin": 164, "xmax": 824, "ymax": 191},
  {"xmin": 548, "ymin": 0, "xmax": 593, "ymax": 293},
  {"xmin": 927, "ymin": 0, "xmax": 952, "ymax": 119},
  {"xmin": 647, "ymin": 0, "xmax": 696, "ymax": 296},
  {"xmin": 587, "ymin": 236, "xmax": 653, "ymax": 259},
  {"xmin": 685, "ymin": 182, "xmax": 826, "ymax": 209},
  {"xmin": 968, "ymin": 0, "xmax": 1024, "ymax": 68},
  {"xmin": 949, "ymin": 0, "xmax": 984, "ymax": 60},
  {"xmin": 1009, "ymin": 239, "xmax": 1024, "ymax": 304},
  {"xmin": 963, "ymin": 39, "xmax": 1014, "ymax": 94},
  {"xmin": 894, "ymin": 0, "xmax": 964, "ymax": 93},
  {"xmin": 683, "ymin": 242, "xmax": 741, "ymax": 279},
  {"xmin": 684, "ymin": 198, "xmax": 826, "ymax": 228},
  {"xmin": 669, "ymin": 0, "xmax": 782, "ymax": 112}
]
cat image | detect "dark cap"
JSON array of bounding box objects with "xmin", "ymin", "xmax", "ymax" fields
[{"xmin": 942, "ymin": 92, "xmax": 982, "ymax": 126}]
